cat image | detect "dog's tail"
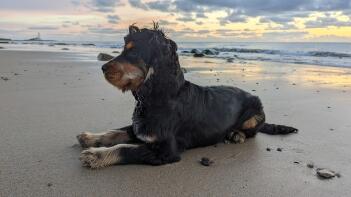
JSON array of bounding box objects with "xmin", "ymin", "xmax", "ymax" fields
[{"xmin": 258, "ymin": 123, "xmax": 298, "ymax": 135}]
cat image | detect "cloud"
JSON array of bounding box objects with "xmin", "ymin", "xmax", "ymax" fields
[
  {"xmin": 146, "ymin": 0, "xmax": 172, "ymax": 11},
  {"xmin": 219, "ymin": 12, "xmax": 248, "ymax": 26},
  {"xmin": 261, "ymin": 31, "xmax": 308, "ymax": 41},
  {"xmin": 196, "ymin": 12, "xmax": 207, "ymax": 18},
  {"xmin": 87, "ymin": 26, "xmax": 126, "ymax": 34},
  {"xmin": 61, "ymin": 21, "xmax": 80, "ymax": 28},
  {"xmin": 139, "ymin": 0, "xmax": 351, "ymax": 27},
  {"xmin": 188, "ymin": 0, "xmax": 351, "ymax": 14},
  {"xmin": 158, "ymin": 19, "xmax": 178, "ymax": 26},
  {"xmin": 93, "ymin": 0, "xmax": 123, "ymax": 12},
  {"xmin": 128, "ymin": 0, "xmax": 148, "ymax": 10},
  {"xmin": 305, "ymin": 16, "xmax": 351, "ymax": 28},
  {"xmin": 74, "ymin": 0, "xmax": 124, "ymax": 12},
  {"xmin": 107, "ymin": 14, "xmax": 120, "ymax": 24},
  {"xmin": 195, "ymin": 21, "xmax": 204, "ymax": 25},
  {"xmin": 28, "ymin": 26, "xmax": 59, "ymax": 30},
  {"xmin": 176, "ymin": 14, "xmax": 195, "ymax": 22}
]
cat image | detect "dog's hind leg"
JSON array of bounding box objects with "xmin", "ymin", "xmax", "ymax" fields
[
  {"xmin": 77, "ymin": 125, "xmax": 141, "ymax": 148},
  {"xmin": 226, "ymin": 112, "xmax": 265, "ymax": 144}
]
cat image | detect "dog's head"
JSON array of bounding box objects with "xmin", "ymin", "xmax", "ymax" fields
[{"xmin": 102, "ymin": 23, "xmax": 181, "ymax": 92}]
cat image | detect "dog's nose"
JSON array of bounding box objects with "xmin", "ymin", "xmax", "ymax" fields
[{"xmin": 101, "ymin": 64, "xmax": 108, "ymax": 73}]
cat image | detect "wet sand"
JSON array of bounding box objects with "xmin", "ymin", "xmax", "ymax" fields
[{"xmin": 0, "ymin": 50, "xmax": 351, "ymax": 197}]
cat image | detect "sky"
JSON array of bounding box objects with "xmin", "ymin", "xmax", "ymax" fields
[{"xmin": 0, "ymin": 0, "xmax": 351, "ymax": 42}]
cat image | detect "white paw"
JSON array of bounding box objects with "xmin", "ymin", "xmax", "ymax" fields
[
  {"xmin": 79, "ymin": 147, "xmax": 117, "ymax": 169},
  {"xmin": 76, "ymin": 132, "xmax": 99, "ymax": 148}
]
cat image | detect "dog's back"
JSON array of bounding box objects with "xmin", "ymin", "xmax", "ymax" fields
[{"xmin": 175, "ymin": 81, "xmax": 260, "ymax": 148}]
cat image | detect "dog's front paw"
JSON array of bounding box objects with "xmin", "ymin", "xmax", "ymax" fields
[
  {"xmin": 79, "ymin": 147, "xmax": 118, "ymax": 169},
  {"xmin": 228, "ymin": 131, "xmax": 246, "ymax": 144},
  {"xmin": 76, "ymin": 132, "xmax": 99, "ymax": 148}
]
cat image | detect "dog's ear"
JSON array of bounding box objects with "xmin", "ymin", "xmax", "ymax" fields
[
  {"xmin": 169, "ymin": 39, "xmax": 177, "ymax": 52},
  {"xmin": 129, "ymin": 24, "xmax": 140, "ymax": 34}
]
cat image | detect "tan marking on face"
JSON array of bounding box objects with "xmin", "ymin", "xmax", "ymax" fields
[
  {"xmin": 104, "ymin": 62, "xmax": 145, "ymax": 91},
  {"xmin": 79, "ymin": 144, "xmax": 139, "ymax": 169},
  {"xmin": 126, "ymin": 41, "xmax": 134, "ymax": 50}
]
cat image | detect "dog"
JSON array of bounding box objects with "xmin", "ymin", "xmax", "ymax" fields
[{"xmin": 77, "ymin": 23, "xmax": 297, "ymax": 168}]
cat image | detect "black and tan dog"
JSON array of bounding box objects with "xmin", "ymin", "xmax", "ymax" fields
[{"xmin": 77, "ymin": 24, "xmax": 297, "ymax": 168}]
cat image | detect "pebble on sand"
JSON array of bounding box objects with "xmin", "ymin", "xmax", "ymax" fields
[
  {"xmin": 276, "ymin": 148, "xmax": 282, "ymax": 152},
  {"xmin": 316, "ymin": 168, "xmax": 338, "ymax": 179},
  {"xmin": 307, "ymin": 162, "xmax": 314, "ymax": 168},
  {"xmin": 200, "ymin": 157, "xmax": 214, "ymax": 166},
  {"xmin": 1, "ymin": 76, "xmax": 9, "ymax": 81},
  {"xmin": 266, "ymin": 148, "xmax": 271, "ymax": 151}
]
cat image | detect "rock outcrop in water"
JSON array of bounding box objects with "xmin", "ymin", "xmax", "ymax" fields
[
  {"xmin": 203, "ymin": 49, "xmax": 219, "ymax": 55},
  {"xmin": 97, "ymin": 53, "xmax": 114, "ymax": 61},
  {"xmin": 193, "ymin": 53, "xmax": 205, "ymax": 57}
]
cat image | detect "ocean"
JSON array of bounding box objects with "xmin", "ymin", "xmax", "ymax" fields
[{"xmin": 1, "ymin": 40, "xmax": 351, "ymax": 68}]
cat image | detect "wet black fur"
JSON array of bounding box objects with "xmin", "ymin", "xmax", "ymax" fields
[{"xmin": 103, "ymin": 24, "xmax": 297, "ymax": 165}]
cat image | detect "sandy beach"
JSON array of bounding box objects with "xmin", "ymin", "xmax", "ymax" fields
[{"xmin": 1, "ymin": 49, "xmax": 351, "ymax": 197}]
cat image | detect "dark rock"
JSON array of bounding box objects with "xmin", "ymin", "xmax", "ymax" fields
[
  {"xmin": 1, "ymin": 76, "xmax": 9, "ymax": 81},
  {"xmin": 182, "ymin": 50, "xmax": 190, "ymax": 53},
  {"xmin": 47, "ymin": 183, "xmax": 53, "ymax": 187},
  {"xmin": 112, "ymin": 51, "xmax": 120, "ymax": 54},
  {"xmin": 55, "ymin": 42, "xmax": 69, "ymax": 45},
  {"xmin": 202, "ymin": 49, "xmax": 219, "ymax": 55},
  {"xmin": 294, "ymin": 161, "xmax": 300, "ymax": 164},
  {"xmin": 190, "ymin": 49, "xmax": 201, "ymax": 54},
  {"xmin": 276, "ymin": 148, "xmax": 282, "ymax": 152},
  {"xmin": 307, "ymin": 162, "xmax": 314, "ymax": 168},
  {"xmin": 266, "ymin": 148, "xmax": 271, "ymax": 151},
  {"xmin": 200, "ymin": 157, "xmax": 214, "ymax": 166},
  {"xmin": 316, "ymin": 168, "xmax": 337, "ymax": 179},
  {"xmin": 61, "ymin": 48, "xmax": 69, "ymax": 50},
  {"xmin": 193, "ymin": 53, "xmax": 205, "ymax": 58},
  {"xmin": 226, "ymin": 58, "xmax": 234, "ymax": 62},
  {"xmin": 0, "ymin": 46, "xmax": 4, "ymax": 49},
  {"xmin": 82, "ymin": 43, "xmax": 95, "ymax": 46},
  {"xmin": 97, "ymin": 53, "xmax": 114, "ymax": 61}
]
